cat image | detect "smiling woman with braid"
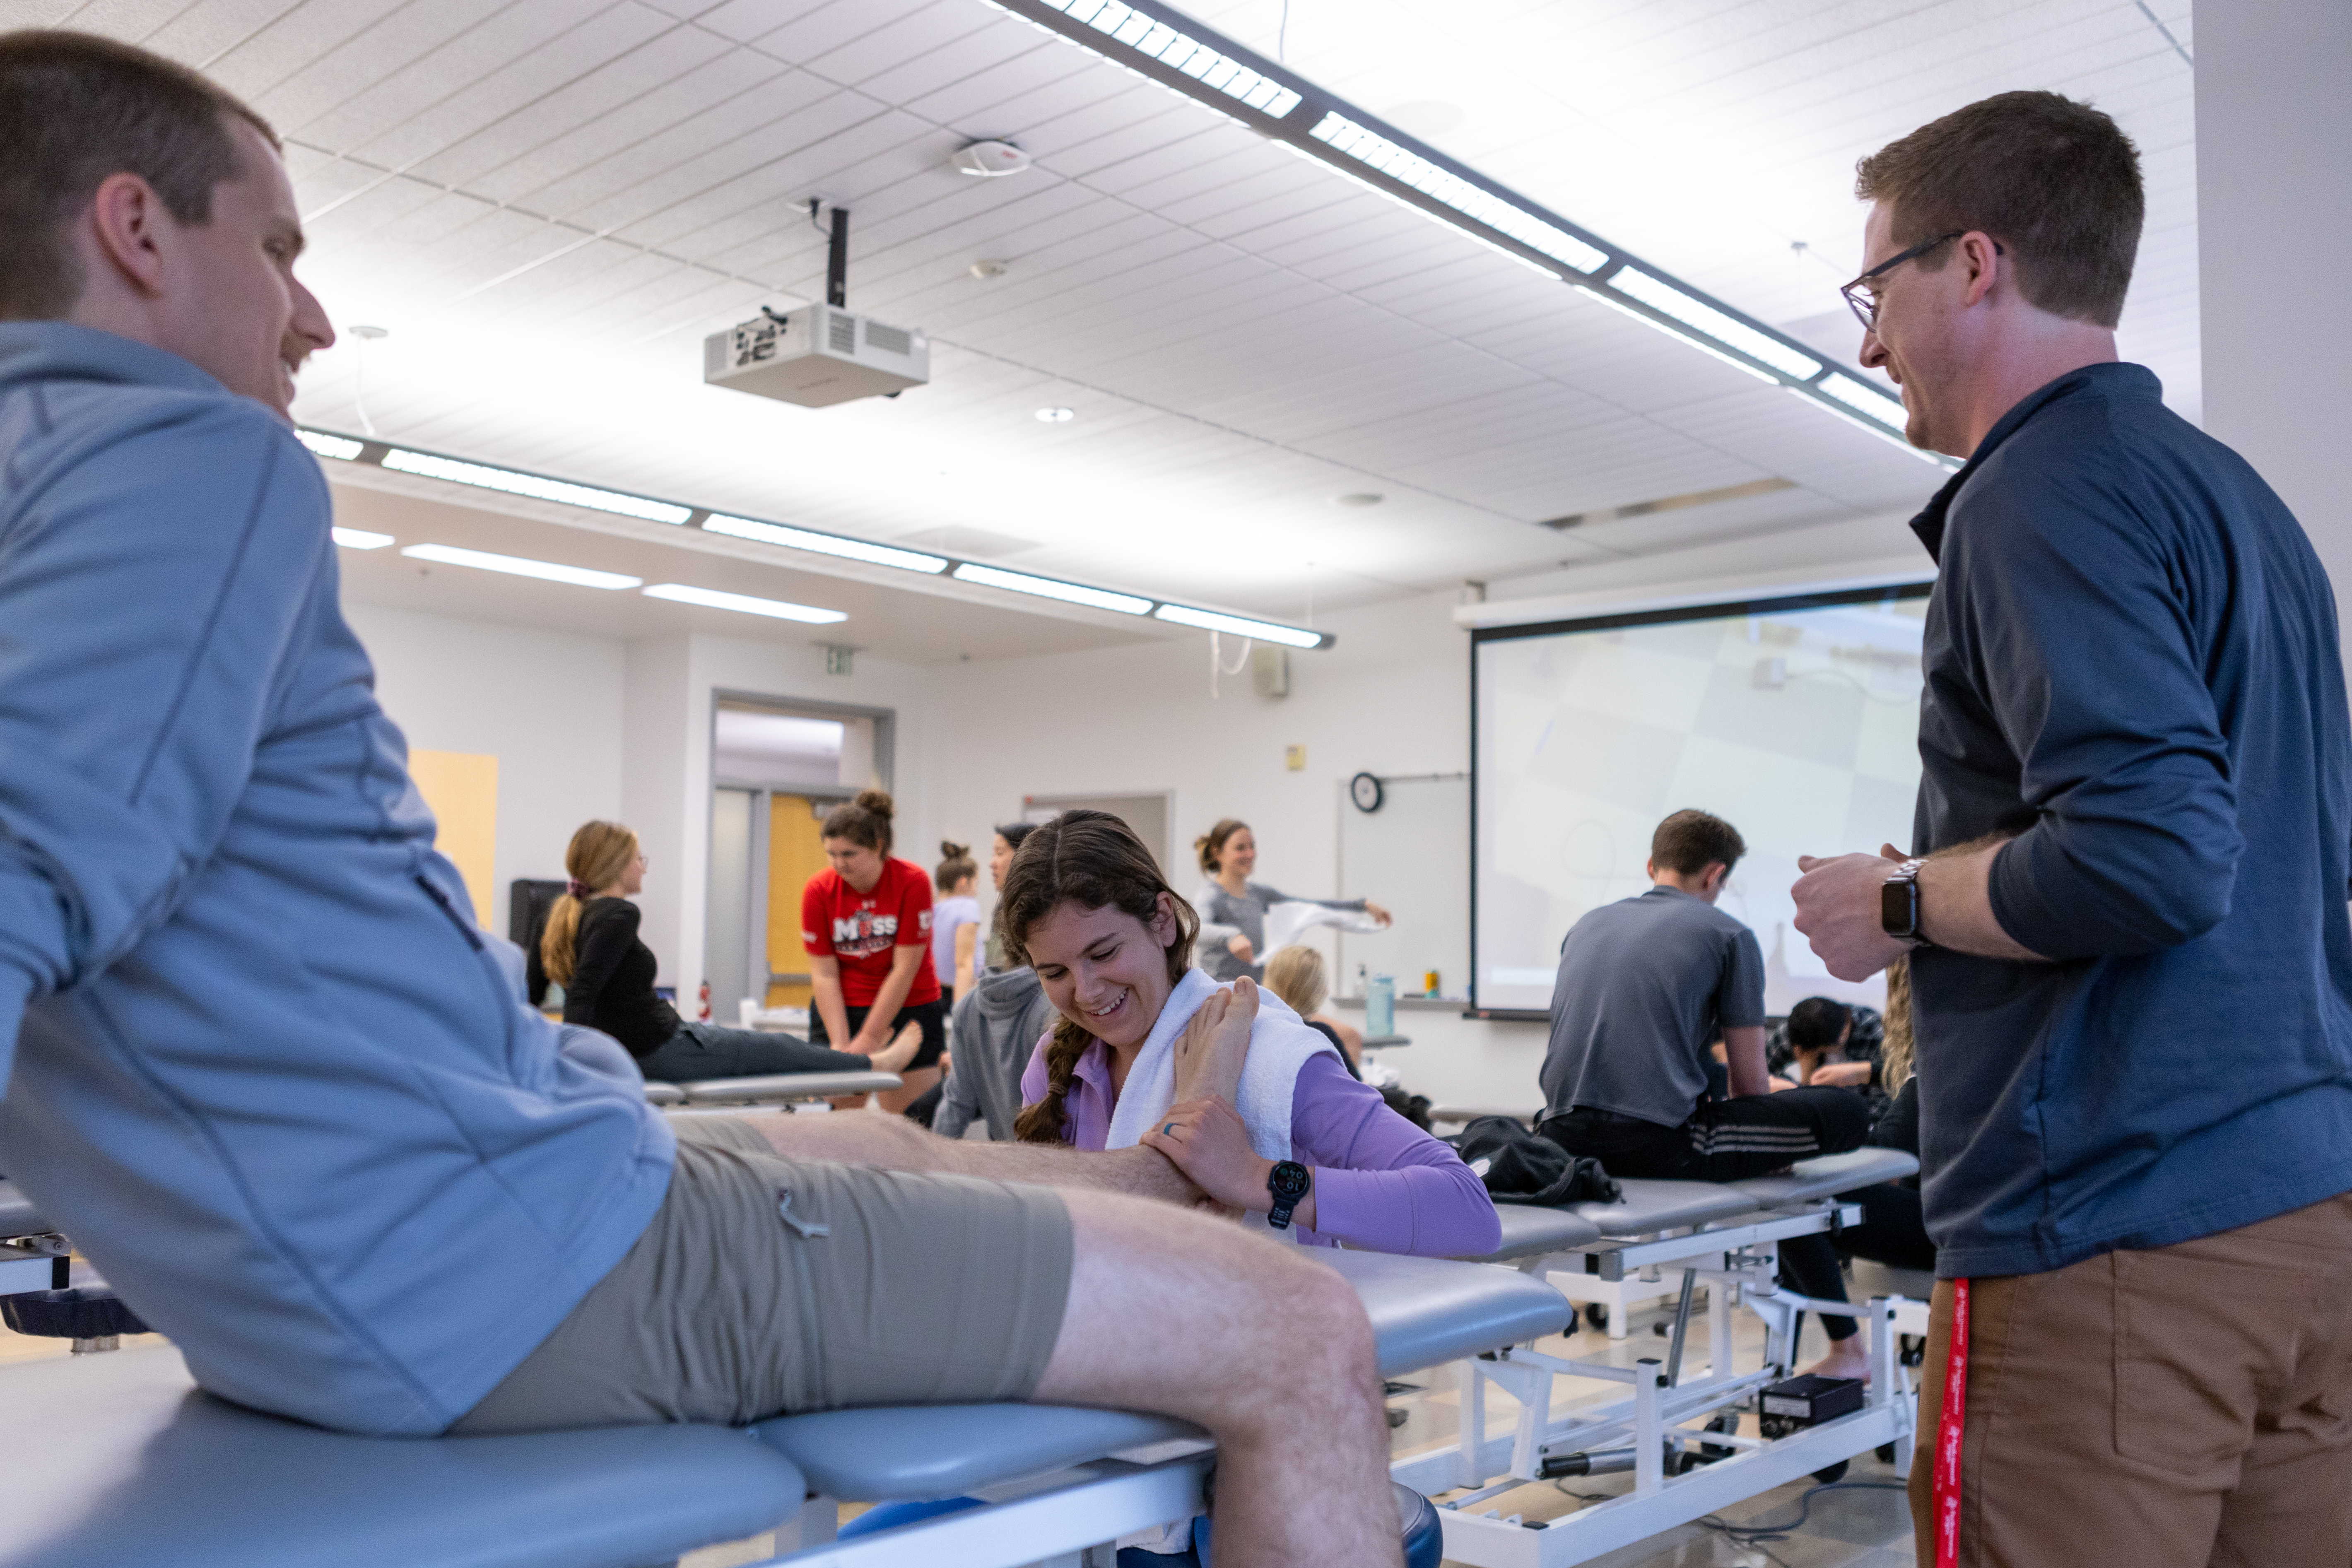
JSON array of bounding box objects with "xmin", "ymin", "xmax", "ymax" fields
[{"xmin": 1005, "ymin": 811, "xmax": 1495, "ymax": 1257}]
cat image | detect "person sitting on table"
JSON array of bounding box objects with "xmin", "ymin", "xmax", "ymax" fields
[
  {"xmin": 0, "ymin": 37, "xmax": 1413, "ymax": 1564},
  {"xmin": 1264, "ymin": 944, "xmax": 1365, "ymax": 1080},
  {"xmin": 1007, "ymin": 812, "xmax": 1497, "ymax": 1258},
  {"xmin": 1191, "ymin": 818, "xmax": 1390, "ymax": 983},
  {"xmin": 1766, "ymin": 999, "xmax": 1890, "ymax": 1124},
  {"xmin": 1537, "ymin": 809, "xmax": 1872, "ymax": 1381},
  {"xmin": 1830, "ymin": 960, "xmax": 1936, "ymax": 1274},
  {"xmin": 545, "ymin": 819, "xmax": 920, "ymax": 1084}
]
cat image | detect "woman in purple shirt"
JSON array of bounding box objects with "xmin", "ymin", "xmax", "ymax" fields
[{"xmin": 1003, "ymin": 811, "xmax": 1497, "ymax": 1259}]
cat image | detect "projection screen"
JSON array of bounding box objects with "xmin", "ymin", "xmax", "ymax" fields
[{"xmin": 1471, "ymin": 583, "xmax": 1932, "ymax": 1016}]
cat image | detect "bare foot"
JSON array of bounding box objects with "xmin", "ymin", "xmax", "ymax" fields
[
  {"xmin": 865, "ymin": 1020, "xmax": 923, "ymax": 1075},
  {"xmin": 1173, "ymin": 978, "xmax": 1258, "ymax": 1105},
  {"xmin": 1800, "ymin": 1338, "xmax": 1872, "ymax": 1385}
]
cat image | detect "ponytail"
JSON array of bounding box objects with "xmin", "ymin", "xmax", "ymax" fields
[
  {"xmin": 542, "ymin": 820, "xmax": 639, "ymax": 986},
  {"xmin": 1195, "ymin": 817, "xmax": 1248, "ymax": 876}
]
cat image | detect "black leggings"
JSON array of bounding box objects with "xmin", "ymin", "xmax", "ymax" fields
[
  {"xmin": 1539, "ymin": 1089, "xmax": 1872, "ymax": 1342},
  {"xmin": 635, "ymin": 1022, "xmax": 871, "ymax": 1084},
  {"xmin": 1831, "ymin": 1181, "xmax": 1938, "ymax": 1273}
]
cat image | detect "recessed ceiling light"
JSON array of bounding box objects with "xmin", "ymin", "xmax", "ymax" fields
[
  {"xmin": 1335, "ymin": 492, "xmax": 1384, "ymax": 508},
  {"xmin": 970, "ymin": 259, "xmax": 1010, "ymax": 279},
  {"xmin": 331, "ymin": 527, "xmax": 394, "ymax": 549},
  {"xmin": 399, "ymin": 543, "xmax": 641, "ymax": 590},
  {"xmin": 643, "ymin": 583, "xmax": 847, "ymax": 624},
  {"xmin": 1035, "ymin": 406, "xmax": 1076, "ymax": 423},
  {"xmin": 949, "ymin": 140, "xmax": 1032, "ymax": 177}
]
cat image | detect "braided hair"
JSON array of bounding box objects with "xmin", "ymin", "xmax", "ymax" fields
[{"xmin": 1001, "ymin": 811, "xmax": 1198, "ymax": 1144}]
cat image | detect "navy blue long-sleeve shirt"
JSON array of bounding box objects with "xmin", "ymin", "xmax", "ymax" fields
[{"xmin": 1909, "ymin": 361, "xmax": 2352, "ymax": 1278}]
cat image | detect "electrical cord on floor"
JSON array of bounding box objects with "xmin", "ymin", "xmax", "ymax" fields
[{"xmin": 1695, "ymin": 1479, "xmax": 1909, "ymax": 1544}]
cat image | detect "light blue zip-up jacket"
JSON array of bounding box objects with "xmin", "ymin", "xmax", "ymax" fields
[{"xmin": 0, "ymin": 323, "xmax": 675, "ymax": 1435}]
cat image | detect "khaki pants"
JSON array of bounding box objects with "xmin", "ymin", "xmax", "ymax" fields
[{"xmin": 1910, "ymin": 1191, "xmax": 2352, "ymax": 1567}]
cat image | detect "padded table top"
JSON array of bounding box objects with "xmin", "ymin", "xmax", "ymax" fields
[
  {"xmin": 751, "ymin": 1246, "xmax": 1573, "ymax": 1502},
  {"xmin": 679, "ymin": 1070, "xmax": 901, "ymax": 1102},
  {"xmin": 0, "ymin": 1181, "xmax": 51, "ymax": 1240},
  {"xmin": 0, "ymin": 1348, "xmax": 807, "ymax": 1568},
  {"xmin": 1468, "ymin": 1202, "xmax": 1607, "ymax": 1262},
  {"xmin": 1571, "ymin": 1177, "xmax": 1762, "ymax": 1236},
  {"xmin": 1732, "ymin": 1148, "xmax": 1920, "ymax": 1207},
  {"xmin": 641, "ymin": 1082, "xmax": 687, "ymax": 1106}
]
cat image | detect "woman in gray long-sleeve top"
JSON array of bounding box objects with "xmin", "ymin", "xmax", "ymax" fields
[{"xmin": 1191, "ymin": 819, "xmax": 1390, "ymax": 982}]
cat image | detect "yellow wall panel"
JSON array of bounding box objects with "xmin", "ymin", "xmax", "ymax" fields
[
  {"xmin": 409, "ymin": 749, "xmax": 499, "ymax": 928},
  {"xmin": 766, "ymin": 794, "xmax": 830, "ymax": 1007}
]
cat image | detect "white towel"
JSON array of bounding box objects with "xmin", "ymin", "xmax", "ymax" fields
[
  {"xmin": 1261, "ymin": 899, "xmax": 1386, "ymax": 954},
  {"xmin": 1103, "ymin": 968, "xmax": 1339, "ymax": 1167}
]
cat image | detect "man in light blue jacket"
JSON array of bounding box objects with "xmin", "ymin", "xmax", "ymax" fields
[{"xmin": 0, "ymin": 32, "xmax": 1405, "ymax": 1565}]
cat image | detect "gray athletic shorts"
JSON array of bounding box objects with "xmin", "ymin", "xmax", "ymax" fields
[{"xmin": 453, "ymin": 1116, "xmax": 1075, "ymax": 1432}]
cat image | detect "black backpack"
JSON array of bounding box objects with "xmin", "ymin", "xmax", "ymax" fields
[{"xmin": 1449, "ymin": 1116, "xmax": 1622, "ymax": 1207}]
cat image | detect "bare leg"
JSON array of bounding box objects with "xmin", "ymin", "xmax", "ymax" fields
[
  {"xmin": 741, "ymin": 1105, "xmax": 1200, "ymax": 1204},
  {"xmin": 865, "ymin": 1020, "xmax": 923, "ymax": 1076},
  {"xmin": 1034, "ymin": 1188, "xmax": 1404, "ymax": 1568},
  {"xmin": 875, "ymin": 1065, "xmax": 941, "ymax": 1115}
]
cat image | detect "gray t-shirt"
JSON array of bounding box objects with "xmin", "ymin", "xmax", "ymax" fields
[{"xmin": 1538, "ymin": 886, "xmax": 1766, "ymax": 1127}]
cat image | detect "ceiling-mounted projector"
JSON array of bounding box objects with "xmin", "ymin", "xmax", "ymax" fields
[{"xmin": 704, "ymin": 303, "xmax": 929, "ymax": 408}]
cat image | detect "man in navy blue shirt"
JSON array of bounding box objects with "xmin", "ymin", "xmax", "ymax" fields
[{"xmin": 1793, "ymin": 92, "xmax": 2352, "ymax": 1567}]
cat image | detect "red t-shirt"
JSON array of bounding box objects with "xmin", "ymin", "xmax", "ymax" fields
[{"xmin": 801, "ymin": 857, "xmax": 942, "ymax": 1008}]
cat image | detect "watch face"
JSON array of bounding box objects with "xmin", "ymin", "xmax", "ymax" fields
[
  {"xmin": 1350, "ymin": 771, "xmax": 1383, "ymax": 813},
  {"xmin": 1269, "ymin": 1160, "xmax": 1312, "ymax": 1201},
  {"xmin": 1880, "ymin": 879, "xmax": 1918, "ymax": 938}
]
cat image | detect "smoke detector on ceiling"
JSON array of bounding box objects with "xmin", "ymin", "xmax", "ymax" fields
[{"xmin": 950, "ymin": 140, "xmax": 1032, "ymax": 177}]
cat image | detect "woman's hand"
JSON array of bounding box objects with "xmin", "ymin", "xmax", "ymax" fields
[
  {"xmin": 1226, "ymin": 933, "xmax": 1255, "ymax": 965},
  {"xmin": 1173, "ymin": 977, "xmax": 1257, "ymax": 1104},
  {"xmin": 1142, "ymin": 1097, "xmax": 1288, "ymax": 1217},
  {"xmin": 1364, "ymin": 901, "xmax": 1393, "ymax": 927}
]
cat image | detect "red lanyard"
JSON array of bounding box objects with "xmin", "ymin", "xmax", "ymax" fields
[{"xmin": 1933, "ymin": 1277, "xmax": 1971, "ymax": 1568}]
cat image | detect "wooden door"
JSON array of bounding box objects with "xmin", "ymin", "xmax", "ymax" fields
[{"xmin": 765, "ymin": 795, "xmax": 831, "ymax": 1007}]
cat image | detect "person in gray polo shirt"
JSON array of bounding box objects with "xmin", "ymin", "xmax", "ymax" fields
[{"xmin": 1538, "ymin": 809, "xmax": 1871, "ymax": 1375}]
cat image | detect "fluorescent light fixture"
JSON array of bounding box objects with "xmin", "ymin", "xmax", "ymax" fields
[
  {"xmin": 1815, "ymin": 372, "xmax": 1908, "ymax": 431},
  {"xmin": 330, "ymin": 527, "xmax": 394, "ymax": 549},
  {"xmin": 704, "ymin": 513, "xmax": 949, "ymax": 574},
  {"xmin": 1152, "ymin": 602, "xmax": 1325, "ymax": 649},
  {"xmin": 952, "ymin": 561, "xmax": 1152, "ymax": 615},
  {"xmin": 1609, "ymin": 268, "xmax": 1822, "ymax": 381},
  {"xmin": 1573, "ymin": 285, "xmax": 1778, "ymax": 385},
  {"xmin": 1034, "ymin": 0, "xmax": 1302, "ymax": 117},
  {"xmin": 1308, "ymin": 113, "xmax": 1608, "ymax": 276},
  {"xmin": 643, "ymin": 583, "xmax": 847, "ymax": 624},
  {"xmin": 1788, "ymin": 388, "xmax": 1956, "ymax": 468},
  {"xmin": 381, "ymin": 449, "xmax": 692, "ymax": 526},
  {"xmin": 399, "ymin": 543, "xmax": 641, "ymax": 590},
  {"xmin": 298, "ymin": 429, "xmax": 364, "ymax": 461}
]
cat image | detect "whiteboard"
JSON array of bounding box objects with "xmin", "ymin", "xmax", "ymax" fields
[{"xmin": 1333, "ymin": 773, "xmax": 1470, "ymax": 1002}]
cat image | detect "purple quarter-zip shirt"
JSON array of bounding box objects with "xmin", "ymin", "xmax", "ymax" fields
[{"xmin": 1021, "ymin": 1038, "xmax": 1499, "ymax": 1257}]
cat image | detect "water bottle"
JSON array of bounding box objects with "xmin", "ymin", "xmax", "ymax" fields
[{"xmin": 1366, "ymin": 973, "xmax": 1395, "ymax": 1039}]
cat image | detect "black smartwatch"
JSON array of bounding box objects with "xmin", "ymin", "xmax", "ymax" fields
[
  {"xmin": 1265, "ymin": 1160, "xmax": 1312, "ymax": 1231},
  {"xmin": 1881, "ymin": 858, "xmax": 1928, "ymax": 944}
]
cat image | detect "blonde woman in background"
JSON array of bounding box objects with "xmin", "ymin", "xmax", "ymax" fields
[
  {"xmin": 1264, "ymin": 945, "xmax": 1365, "ymax": 1080},
  {"xmin": 544, "ymin": 820, "xmax": 920, "ymax": 1084}
]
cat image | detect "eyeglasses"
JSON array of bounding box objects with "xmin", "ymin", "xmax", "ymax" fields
[{"xmin": 1839, "ymin": 231, "xmax": 2003, "ymax": 332}]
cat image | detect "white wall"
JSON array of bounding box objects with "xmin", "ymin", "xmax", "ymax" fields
[
  {"xmin": 921, "ymin": 591, "xmax": 1560, "ymax": 1108},
  {"xmin": 2195, "ymin": 0, "xmax": 2352, "ymax": 609},
  {"xmin": 342, "ymin": 601, "xmax": 625, "ymax": 933}
]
